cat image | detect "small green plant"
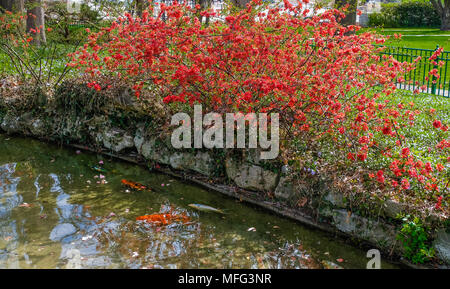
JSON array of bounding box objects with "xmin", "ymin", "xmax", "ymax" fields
[{"xmin": 397, "ymin": 215, "xmax": 435, "ymax": 264}]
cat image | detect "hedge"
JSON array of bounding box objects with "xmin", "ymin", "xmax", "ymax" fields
[{"xmin": 368, "ymin": 0, "xmax": 440, "ymax": 28}]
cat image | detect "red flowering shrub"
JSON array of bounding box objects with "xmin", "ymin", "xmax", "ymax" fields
[{"xmin": 69, "ymin": 1, "xmax": 448, "ymax": 215}]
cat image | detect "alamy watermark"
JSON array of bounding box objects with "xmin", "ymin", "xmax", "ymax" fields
[
  {"xmin": 367, "ymin": 249, "xmax": 381, "ymax": 269},
  {"xmin": 171, "ymin": 105, "xmax": 280, "ymax": 160}
]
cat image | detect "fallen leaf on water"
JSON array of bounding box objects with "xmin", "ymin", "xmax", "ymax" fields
[
  {"xmin": 82, "ymin": 235, "xmax": 93, "ymax": 241},
  {"xmin": 322, "ymin": 260, "xmax": 343, "ymax": 269}
]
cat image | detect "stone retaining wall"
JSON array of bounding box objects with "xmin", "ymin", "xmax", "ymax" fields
[{"xmin": 0, "ymin": 101, "xmax": 448, "ymax": 267}]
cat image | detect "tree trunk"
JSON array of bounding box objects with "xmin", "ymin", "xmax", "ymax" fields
[
  {"xmin": 136, "ymin": 0, "xmax": 144, "ymax": 17},
  {"xmin": 231, "ymin": 0, "xmax": 250, "ymax": 9},
  {"xmin": 196, "ymin": 0, "xmax": 213, "ymax": 25},
  {"xmin": 441, "ymin": 15, "xmax": 450, "ymax": 30},
  {"xmin": 26, "ymin": 0, "xmax": 45, "ymax": 46},
  {"xmin": 0, "ymin": 0, "xmax": 13, "ymax": 11},
  {"xmin": 430, "ymin": 0, "xmax": 450, "ymax": 31},
  {"xmin": 1, "ymin": 0, "xmax": 24, "ymax": 12},
  {"xmin": 335, "ymin": 0, "xmax": 357, "ymax": 26},
  {"xmin": 440, "ymin": 6, "xmax": 450, "ymax": 30}
]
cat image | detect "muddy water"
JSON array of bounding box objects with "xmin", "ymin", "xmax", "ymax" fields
[{"xmin": 0, "ymin": 135, "xmax": 399, "ymax": 268}]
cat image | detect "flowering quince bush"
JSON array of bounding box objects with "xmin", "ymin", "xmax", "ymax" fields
[{"xmin": 68, "ymin": 0, "xmax": 448, "ymax": 218}]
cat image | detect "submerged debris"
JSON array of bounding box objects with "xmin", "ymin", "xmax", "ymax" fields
[
  {"xmin": 91, "ymin": 166, "xmax": 108, "ymax": 173},
  {"xmin": 188, "ymin": 204, "xmax": 224, "ymax": 214},
  {"xmin": 19, "ymin": 202, "xmax": 32, "ymax": 208}
]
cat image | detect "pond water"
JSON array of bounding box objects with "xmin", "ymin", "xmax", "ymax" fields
[{"xmin": 0, "ymin": 134, "xmax": 400, "ymax": 269}]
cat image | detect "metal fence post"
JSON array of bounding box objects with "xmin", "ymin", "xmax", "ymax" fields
[{"xmin": 431, "ymin": 45, "xmax": 439, "ymax": 95}]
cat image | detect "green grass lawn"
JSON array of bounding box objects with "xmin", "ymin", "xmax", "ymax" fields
[
  {"xmin": 0, "ymin": 43, "xmax": 79, "ymax": 84},
  {"xmin": 0, "ymin": 51, "xmax": 16, "ymax": 75},
  {"xmin": 359, "ymin": 28, "xmax": 450, "ymax": 93},
  {"xmin": 360, "ymin": 28, "xmax": 450, "ymax": 50}
]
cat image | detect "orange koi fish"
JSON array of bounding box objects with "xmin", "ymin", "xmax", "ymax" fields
[
  {"xmin": 136, "ymin": 213, "xmax": 190, "ymax": 226},
  {"xmin": 121, "ymin": 179, "xmax": 149, "ymax": 191}
]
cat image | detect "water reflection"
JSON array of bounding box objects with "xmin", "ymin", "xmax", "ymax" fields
[{"xmin": 0, "ymin": 135, "xmax": 400, "ymax": 269}]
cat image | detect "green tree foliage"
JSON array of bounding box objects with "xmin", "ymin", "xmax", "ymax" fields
[
  {"xmin": 46, "ymin": 2, "xmax": 100, "ymax": 44},
  {"xmin": 368, "ymin": 0, "xmax": 440, "ymax": 28},
  {"xmin": 397, "ymin": 216, "xmax": 435, "ymax": 264}
]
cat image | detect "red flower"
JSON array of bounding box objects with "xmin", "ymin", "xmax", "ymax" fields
[
  {"xmin": 376, "ymin": 170, "xmax": 385, "ymax": 184},
  {"xmin": 163, "ymin": 95, "xmax": 173, "ymax": 104},
  {"xmin": 433, "ymin": 120, "xmax": 442, "ymax": 129},
  {"xmin": 401, "ymin": 179, "xmax": 410, "ymax": 190},
  {"xmin": 425, "ymin": 162, "xmax": 433, "ymax": 173},
  {"xmin": 382, "ymin": 126, "xmax": 392, "ymax": 135},
  {"xmin": 401, "ymin": 147, "xmax": 410, "ymax": 158},
  {"xmin": 435, "ymin": 196, "xmax": 443, "ymax": 210},
  {"xmin": 358, "ymin": 136, "xmax": 369, "ymax": 144},
  {"xmin": 357, "ymin": 153, "xmax": 367, "ymax": 162}
]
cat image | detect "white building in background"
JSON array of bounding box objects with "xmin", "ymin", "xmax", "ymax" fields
[
  {"xmin": 357, "ymin": 0, "xmax": 401, "ymax": 27},
  {"xmin": 357, "ymin": 1, "xmax": 382, "ymax": 27}
]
